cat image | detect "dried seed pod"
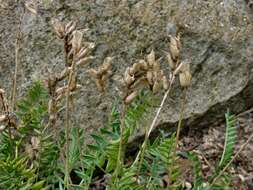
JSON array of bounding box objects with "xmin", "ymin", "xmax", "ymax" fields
[
  {"xmin": 76, "ymin": 47, "xmax": 89, "ymax": 59},
  {"xmin": 167, "ymin": 53, "xmax": 176, "ymax": 69},
  {"xmin": 129, "ymin": 67, "xmax": 135, "ymax": 75},
  {"xmin": 169, "ymin": 36, "xmax": 180, "ymax": 60},
  {"xmin": 101, "ymin": 74, "xmax": 109, "ymax": 83},
  {"xmin": 72, "ymin": 30, "xmax": 83, "ymax": 54},
  {"xmin": 101, "ymin": 62, "xmax": 112, "ymax": 72},
  {"xmin": 153, "ymin": 61, "xmax": 160, "ymax": 71},
  {"xmin": 133, "ymin": 62, "xmax": 141, "ymax": 71},
  {"xmin": 124, "ymin": 68, "xmax": 135, "ymax": 85},
  {"xmin": 152, "ymin": 81, "xmax": 160, "ymax": 94},
  {"xmin": 125, "ymin": 91, "xmax": 138, "ymax": 104},
  {"xmin": 104, "ymin": 57, "xmax": 113, "ymax": 65},
  {"xmin": 0, "ymin": 114, "xmax": 6, "ymax": 122},
  {"xmin": 147, "ymin": 71, "xmax": 153, "ymax": 85},
  {"xmin": 48, "ymin": 99, "xmax": 53, "ymax": 114},
  {"xmin": 88, "ymin": 69, "xmax": 99, "ymax": 78},
  {"xmin": 65, "ymin": 21, "xmax": 76, "ymax": 35},
  {"xmin": 179, "ymin": 71, "xmax": 192, "ymax": 87},
  {"xmin": 95, "ymin": 79, "xmax": 104, "ymax": 92},
  {"xmin": 131, "ymin": 77, "xmax": 148, "ymax": 89},
  {"xmin": 76, "ymin": 56, "xmax": 94, "ymax": 66},
  {"xmin": 56, "ymin": 86, "xmax": 67, "ymax": 95},
  {"xmin": 174, "ymin": 62, "xmax": 190, "ymax": 75},
  {"xmin": 0, "ymin": 89, "xmax": 5, "ymax": 94},
  {"xmin": 0, "ymin": 125, "xmax": 6, "ymax": 131},
  {"xmin": 57, "ymin": 67, "xmax": 71, "ymax": 81},
  {"xmin": 147, "ymin": 50, "xmax": 155, "ymax": 66},
  {"xmin": 69, "ymin": 76, "xmax": 77, "ymax": 91},
  {"xmin": 51, "ymin": 19, "xmax": 65, "ymax": 39},
  {"xmin": 139, "ymin": 60, "xmax": 148, "ymax": 70},
  {"xmin": 162, "ymin": 75, "xmax": 169, "ymax": 90},
  {"xmin": 76, "ymin": 43, "xmax": 95, "ymax": 59}
]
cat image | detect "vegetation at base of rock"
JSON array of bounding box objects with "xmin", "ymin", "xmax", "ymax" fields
[{"xmin": 0, "ymin": 81, "xmax": 238, "ymax": 189}]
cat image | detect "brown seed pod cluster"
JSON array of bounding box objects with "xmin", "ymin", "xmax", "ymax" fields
[
  {"xmin": 47, "ymin": 19, "xmax": 95, "ymax": 127},
  {"xmin": 166, "ymin": 34, "xmax": 181, "ymax": 70},
  {"xmin": 174, "ymin": 61, "xmax": 192, "ymax": 88},
  {"xmin": 0, "ymin": 89, "xmax": 19, "ymax": 132},
  {"xmin": 88, "ymin": 57, "xmax": 113, "ymax": 92},
  {"xmin": 167, "ymin": 34, "xmax": 192, "ymax": 88},
  {"xmin": 51, "ymin": 19, "xmax": 95, "ymax": 67},
  {"xmin": 121, "ymin": 50, "xmax": 169, "ymax": 104}
]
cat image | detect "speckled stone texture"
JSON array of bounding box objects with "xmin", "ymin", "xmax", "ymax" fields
[{"xmin": 0, "ymin": 0, "xmax": 252, "ymax": 138}]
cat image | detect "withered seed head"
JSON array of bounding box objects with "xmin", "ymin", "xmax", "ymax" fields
[
  {"xmin": 174, "ymin": 62, "xmax": 190, "ymax": 75},
  {"xmin": 147, "ymin": 71, "xmax": 153, "ymax": 86},
  {"xmin": 51, "ymin": 19, "xmax": 65, "ymax": 39},
  {"xmin": 162, "ymin": 75, "xmax": 169, "ymax": 90},
  {"xmin": 0, "ymin": 114, "xmax": 6, "ymax": 122},
  {"xmin": 0, "ymin": 89, "xmax": 5, "ymax": 94},
  {"xmin": 0, "ymin": 125, "xmax": 6, "ymax": 131},
  {"xmin": 72, "ymin": 30, "xmax": 84, "ymax": 54},
  {"xmin": 125, "ymin": 91, "xmax": 138, "ymax": 104},
  {"xmin": 169, "ymin": 35, "xmax": 180, "ymax": 60},
  {"xmin": 179, "ymin": 71, "xmax": 192, "ymax": 88},
  {"xmin": 65, "ymin": 21, "xmax": 77, "ymax": 35},
  {"xmin": 76, "ymin": 56, "xmax": 94, "ymax": 67},
  {"xmin": 167, "ymin": 53, "xmax": 176, "ymax": 69},
  {"xmin": 152, "ymin": 81, "xmax": 160, "ymax": 94},
  {"xmin": 147, "ymin": 50, "xmax": 156, "ymax": 67}
]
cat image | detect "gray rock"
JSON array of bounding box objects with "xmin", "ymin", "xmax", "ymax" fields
[{"xmin": 0, "ymin": 0, "xmax": 253, "ymax": 139}]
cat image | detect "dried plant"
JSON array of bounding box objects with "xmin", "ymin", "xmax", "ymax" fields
[
  {"xmin": 51, "ymin": 18, "xmax": 95, "ymax": 189},
  {"xmin": 11, "ymin": 4, "xmax": 26, "ymax": 112},
  {"xmin": 1, "ymin": 11, "xmax": 246, "ymax": 189},
  {"xmin": 88, "ymin": 57, "xmax": 113, "ymax": 92},
  {"xmin": 0, "ymin": 89, "xmax": 18, "ymax": 142}
]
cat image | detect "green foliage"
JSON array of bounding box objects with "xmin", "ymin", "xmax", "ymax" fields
[
  {"xmin": 0, "ymin": 81, "xmax": 238, "ymax": 190},
  {"xmin": 188, "ymin": 153, "xmax": 205, "ymax": 190},
  {"xmin": 0, "ymin": 81, "xmax": 52, "ymax": 189},
  {"xmin": 17, "ymin": 81, "xmax": 48, "ymax": 135},
  {"xmin": 189, "ymin": 111, "xmax": 236, "ymax": 190},
  {"xmin": 218, "ymin": 112, "xmax": 237, "ymax": 170},
  {"xmin": 0, "ymin": 156, "xmax": 46, "ymax": 190}
]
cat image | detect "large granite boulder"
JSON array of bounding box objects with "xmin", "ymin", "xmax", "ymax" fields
[{"xmin": 0, "ymin": 0, "xmax": 252, "ymax": 137}]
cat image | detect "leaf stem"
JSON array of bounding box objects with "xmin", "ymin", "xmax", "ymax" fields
[{"xmin": 114, "ymin": 104, "xmax": 126, "ymax": 180}]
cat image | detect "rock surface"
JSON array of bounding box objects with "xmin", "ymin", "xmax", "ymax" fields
[{"xmin": 0, "ymin": 0, "xmax": 253, "ymax": 138}]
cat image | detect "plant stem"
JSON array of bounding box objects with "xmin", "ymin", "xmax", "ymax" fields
[
  {"xmin": 209, "ymin": 132, "xmax": 253, "ymax": 188},
  {"xmin": 133, "ymin": 75, "xmax": 175, "ymax": 166},
  {"xmin": 114, "ymin": 103, "xmax": 126, "ymax": 180},
  {"xmin": 11, "ymin": 9, "xmax": 24, "ymax": 111},
  {"xmin": 175, "ymin": 88, "xmax": 187, "ymax": 149},
  {"xmin": 64, "ymin": 61, "xmax": 75, "ymax": 189}
]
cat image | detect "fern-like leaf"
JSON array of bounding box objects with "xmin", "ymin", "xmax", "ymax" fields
[{"xmin": 218, "ymin": 111, "xmax": 237, "ymax": 169}]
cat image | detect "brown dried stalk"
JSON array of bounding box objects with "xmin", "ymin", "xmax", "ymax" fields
[
  {"xmin": 51, "ymin": 19, "xmax": 95, "ymax": 189},
  {"xmin": 88, "ymin": 57, "xmax": 112, "ymax": 92},
  {"xmin": 11, "ymin": 5, "xmax": 25, "ymax": 112},
  {"xmin": 134, "ymin": 34, "xmax": 191, "ymax": 175}
]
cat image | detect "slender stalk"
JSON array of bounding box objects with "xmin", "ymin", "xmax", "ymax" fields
[
  {"xmin": 209, "ymin": 132, "xmax": 253, "ymax": 188},
  {"xmin": 64, "ymin": 66, "xmax": 75, "ymax": 189},
  {"xmin": 136, "ymin": 94, "xmax": 155, "ymax": 178},
  {"xmin": 175, "ymin": 88, "xmax": 187, "ymax": 149},
  {"xmin": 11, "ymin": 9, "xmax": 24, "ymax": 111},
  {"xmin": 114, "ymin": 104, "xmax": 126, "ymax": 180},
  {"xmin": 133, "ymin": 75, "xmax": 175, "ymax": 166}
]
